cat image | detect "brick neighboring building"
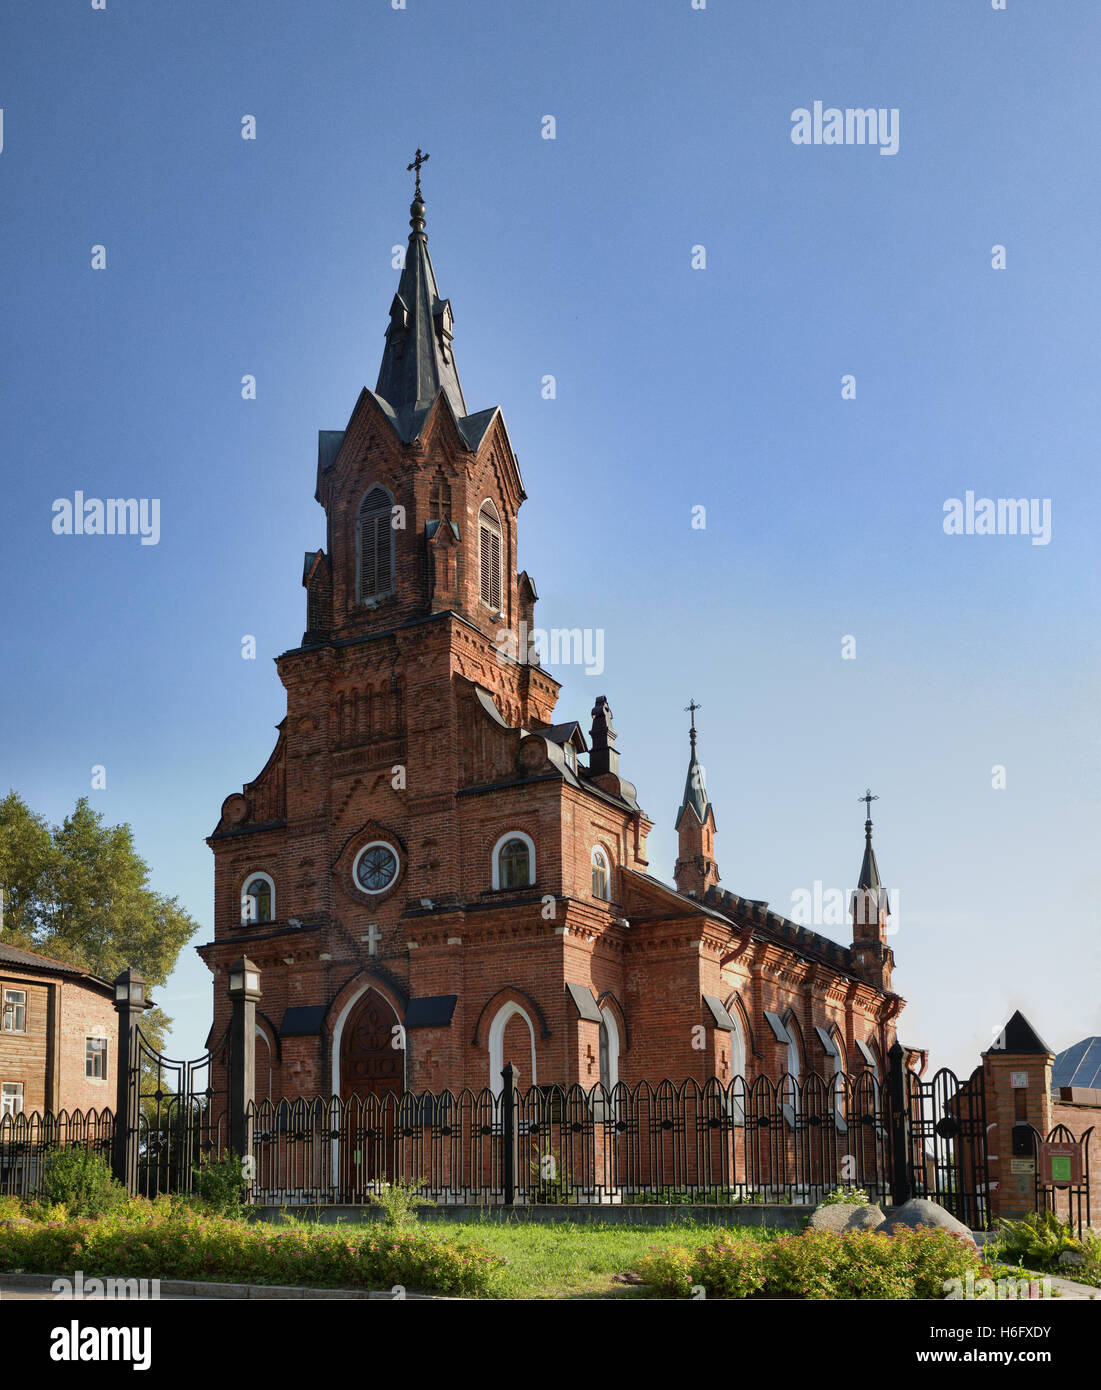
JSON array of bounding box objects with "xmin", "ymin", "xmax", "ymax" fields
[
  {"xmin": 0, "ymin": 943, "xmax": 116, "ymax": 1117},
  {"xmin": 197, "ymin": 175, "xmax": 904, "ymax": 1104}
]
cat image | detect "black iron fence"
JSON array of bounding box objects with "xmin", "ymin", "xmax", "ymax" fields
[
  {"xmin": 247, "ymin": 1067, "xmax": 898, "ymax": 1209},
  {"xmin": 0, "ymin": 1108, "xmax": 115, "ymax": 1199},
  {"xmin": 1035, "ymin": 1122, "xmax": 1093, "ymax": 1238}
]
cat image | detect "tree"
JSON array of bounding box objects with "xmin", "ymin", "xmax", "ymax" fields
[{"xmin": 0, "ymin": 791, "xmax": 198, "ymax": 1046}]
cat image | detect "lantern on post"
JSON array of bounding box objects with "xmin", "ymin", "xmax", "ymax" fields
[
  {"xmin": 226, "ymin": 956, "xmax": 261, "ymax": 1168},
  {"xmin": 112, "ymin": 968, "xmax": 148, "ymax": 1194}
]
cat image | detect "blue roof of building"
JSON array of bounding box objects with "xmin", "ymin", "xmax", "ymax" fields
[{"xmin": 1053, "ymin": 1036, "xmax": 1101, "ymax": 1090}]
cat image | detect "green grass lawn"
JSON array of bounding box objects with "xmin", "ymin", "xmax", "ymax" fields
[{"xmin": 280, "ymin": 1215, "xmax": 778, "ymax": 1299}]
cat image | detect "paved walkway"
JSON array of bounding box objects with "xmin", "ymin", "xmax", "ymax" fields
[{"xmin": 0, "ymin": 1274, "xmax": 429, "ymax": 1300}]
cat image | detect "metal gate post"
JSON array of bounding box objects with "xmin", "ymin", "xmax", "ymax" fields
[
  {"xmin": 111, "ymin": 969, "xmax": 147, "ymax": 1196},
  {"xmin": 227, "ymin": 958, "xmax": 260, "ymax": 1169},
  {"xmin": 888, "ymin": 1040, "xmax": 912, "ymax": 1207},
  {"xmin": 502, "ymin": 1062, "xmax": 517, "ymax": 1206}
]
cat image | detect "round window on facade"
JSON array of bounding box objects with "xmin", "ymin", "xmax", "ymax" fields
[{"xmin": 353, "ymin": 840, "xmax": 400, "ymax": 895}]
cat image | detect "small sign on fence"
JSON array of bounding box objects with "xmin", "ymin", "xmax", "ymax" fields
[{"xmin": 1039, "ymin": 1141, "xmax": 1081, "ymax": 1188}]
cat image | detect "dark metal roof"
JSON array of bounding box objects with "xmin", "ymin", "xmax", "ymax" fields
[
  {"xmin": 541, "ymin": 721, "xmax": 589, "ymax": 753},
  {"xmin": 375, "ymin": 192, "xmax": 468, "ymax": 422},
  {"xmin": 1053, "ymin": 1037, "xmax": 1101, "ymax": 1090},
  {"xmin": 815, "ymin": 1025, "xmax": 838, "ymax": 1056},
  {"xmin": 992, "ymin": 1010, "xmax": 1052, "ymax": 1056},
  {"xmin": 856, "ymin": 819, "xmax": 889, "ymax": 914},
  {"xmin": 0, "ymin": 942, "xmax": 110, "ymax": 990},
  {"xmin": 404, "ymin": 994, "xmax": 458, "ymax": 1029},
  {"xmin": 703, "ymin": 995, "xmax": 734, "ymax": 1032},
  {"xmin": 565, "ymin": 982, "xmax": 602, "ymax": 1024},
  {"xmin": 279, "ymin": 1005, "xmax": 327, "ymax": 1037}
]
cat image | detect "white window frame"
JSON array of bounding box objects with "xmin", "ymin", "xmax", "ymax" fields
[
  {"xmin": 784, "ymin": 1017, "xmax": 802, "ymax": 1122},
  {"xmin": 488, "ymin": 1002, "xmax": 537, "ymax": 1094},
  {"xmin": 2, "ymin": 988, "xmax": 27, "ymax": 1033},
  {"xmin": 591, "ymin": 846, "xmax": 611, "ymax": 901},
  {"xmin": 491, "ymin": 831, "xmax": 535, "ymax": 891},
  {"xmin": 85, "ymin": 1035, "xmax": 108, "ymax": 1081},
  {"xmin": 352, "ymin": 840, "xmax": 401, "ymax": 896},
  {"xmin": 241, "ymin": 872, "xmax": 276, "ymax": 925},
  {"xmin": 598, "ymin": 1007, "xmax": 620, "ymax": 1093},
  {"xmin": 1, "ymin": 1082, "xmax": 23, "ymax": 1117}
]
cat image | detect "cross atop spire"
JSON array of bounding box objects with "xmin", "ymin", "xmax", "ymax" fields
[
  {"xmin": 859, "ymin": 788, "xmax": 878, "ymax": 822},
  {"xmin": 407, "ymin": 147, "xmax": 430, "ymax": 198},
  {"xmin": 685, "ymin": 699, "xmax": 702, "ymax": 750}
]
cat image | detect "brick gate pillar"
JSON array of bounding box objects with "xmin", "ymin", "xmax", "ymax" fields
[{"xmin": 983, "ymin": 1010, "xmax": 1055, "ymax": 1221}]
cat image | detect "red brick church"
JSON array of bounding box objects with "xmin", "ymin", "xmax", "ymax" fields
[{"xmin": 197, "ymin": 165, "xmax": 902, "ymax": 1105}]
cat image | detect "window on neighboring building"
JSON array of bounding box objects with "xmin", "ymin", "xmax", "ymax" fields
[
  {"xmin": 0, "ymin": 1083, "xmax": 23, "ymax": 1117},
  {"xmin": 591, "ymin": 847, "xmax": 611, "ymax": 901},
  {"xmin": 478, "ymin": 500, "xmax": 503, "ymax": 610},
  {"xmin": 357, "ymin": 485, "xmax": 395, "ymax": 603},
  {"xmin": 2, "ymin": 989, "xmax": 26, "ymax": 1033},
  {"xmin": 241, "ymin": 874, "xmax": 274, "ymax": 924},
  {"xmin": 494, "ymin": 834, "xmax": 533, "ymax": 891},
  {"xmin": 86, "ymin": 1037, "xmax": 108, "ymax": 1080}
]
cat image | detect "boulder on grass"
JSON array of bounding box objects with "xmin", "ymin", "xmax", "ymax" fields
[
  {"xmin": 879, "ymin": 1198, "xmax": 977, "ymax": 1247},
  {"xmin": 809, "ymin": 1202, "xmax": 886, "ymax": 1234}
]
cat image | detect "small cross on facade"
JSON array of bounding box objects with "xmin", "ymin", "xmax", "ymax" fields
[
  {"xmin": 859, "ymin": 789, "xmax": 879, "ymax": 820},
  {"xmin": 407, "ymin": 147, "xmax": 429, "ymax": 196},
  {"xmin": 366, "ymin": 922, "xmax": 381, "ymax": 957}
]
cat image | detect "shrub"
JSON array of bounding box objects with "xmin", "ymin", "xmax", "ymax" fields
[
  {"xmin": 634, "ymin": 1224, "xmax": 991, "ymax": 1299},
  {"xmin": 0, "ymin": 1205, "xmax": 504, "ymax": 1297},
  {"xmin": 38, "ymin": 1147, "xmax": 125, "ymax": 1218},
  {"xmin": 987, "ymin": 1209, "xmax": 1101, "ymax": 1287},
  {"xmin": 193, "ymin": 1152, "xmax": 249, "ymax": 1216},
  {"xmin": 633, "ymin": 1243, "xmax": 696, "ymax": 1297},
  {"xmin": 366, "ymin": 1179, "xmax": 435, "ymax": 1230},
  {"xmin": 820, "ymin": 1186, "xmax": 870, "ymax": 1206},
  {"xmin": 695, "ymin": 1231, "xmax": 770, "ymax": 1298}
]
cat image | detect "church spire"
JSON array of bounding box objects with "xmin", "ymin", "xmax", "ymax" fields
[
  {"xmin": 855, "ymin": 789, "xmax": 888, "ymax": 912},
  {"xmin": 375, "ymin": 151, "xmax": 468, "ymax": 423},
  {"xmin": 676, "ymin": 699, "xmax": 710, "ymax": 828},
  {"xmin": 674, "ymin": 701, "xmax": 720, "ymax": 897}
]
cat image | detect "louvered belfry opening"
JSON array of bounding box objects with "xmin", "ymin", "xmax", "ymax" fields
[
  {"xmin": 478, "ymin": 499, "xmax": 502, "ymax": 610},
  {"xmin": 357, "ymin": 485, "xmax": 394, "ymax": 602}
]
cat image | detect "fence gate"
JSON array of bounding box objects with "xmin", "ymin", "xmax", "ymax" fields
[
  {"xmin": 895, "ymin": 1050, "xmax": 990, "ymax": 1228},
  {"xmin": 125, "ymin": 1024, "xmax": 232, "ymax": 1198}
]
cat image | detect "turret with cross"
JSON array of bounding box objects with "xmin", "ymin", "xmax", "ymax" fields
[
  {"xmin": 674, "ymin": 698, "xmax": 720, "ymax": 898},
  {"xmin": 851, "ymin": 788, "xmax": 892, "ymax": 973}
]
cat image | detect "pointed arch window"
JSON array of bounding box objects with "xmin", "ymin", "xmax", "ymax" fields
[
  {"xmin": 478, "ymin": 500, "xmax": 503, "ymax": 611},
  {"xmin": 357, "ymin": 485, "xmax": 395, "ymax": 603},
  {"xmin": 591, "ymin": 847, "xmax": 611, "ymax": 901}
]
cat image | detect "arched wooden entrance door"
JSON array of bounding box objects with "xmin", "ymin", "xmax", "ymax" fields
[{"xmin": 339, "ymin": 989, "xmax": 403, "ymax": 1193}]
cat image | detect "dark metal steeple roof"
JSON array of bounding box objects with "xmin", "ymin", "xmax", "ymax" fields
[
  {"xmin": 374, "ymin": 164, "xmax": 468, "ymax": 433},
  {"xmin": 675, "ymin": 700, "xmax": 712, "ymax": 829},
  {"xmin": 856, "ymin": 790, "xmax": 889, "ymax": 913}
]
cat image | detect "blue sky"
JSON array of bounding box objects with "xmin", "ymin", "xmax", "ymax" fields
[{"xmin": 1, "ymin": 1, "xmax": 1097, "ymax": 1073}]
